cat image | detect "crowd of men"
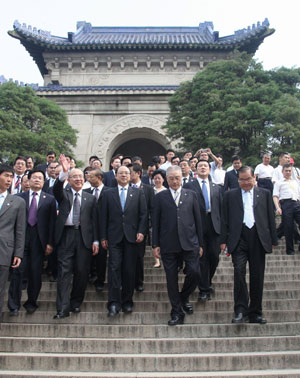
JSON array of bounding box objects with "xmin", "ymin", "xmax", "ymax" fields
[{"xmin": 0, "ymin": 147, "xmax": 299, "ymax": 326}]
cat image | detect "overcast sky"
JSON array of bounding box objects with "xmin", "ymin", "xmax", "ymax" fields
[{"xmin": 1, "ymin": 0, "xmax": 299, "ymax": 85}]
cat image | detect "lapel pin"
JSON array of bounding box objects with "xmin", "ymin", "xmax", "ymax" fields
[
  {"xmin": 84, "ymin": 197, "xmax": 87, "ymax": 200},
  {"xmin": 130, "ymin": 194, "xmax": 133, "ymax": 197},
  {"xmin": 43, "ymin": 195, "xmax": 46, "ymax": 198},
  {"xmin": 7, "ymin": 203, "xmax": 10, "ymax": 206},
  {"xmin": 180, "ymin": 201, "xmax": 182, "ymax": 204}
]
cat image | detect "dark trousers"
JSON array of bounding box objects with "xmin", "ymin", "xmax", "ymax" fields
[
  {"xmin": 56, "ymin": 227, "xmax": 92, "ymax": 313},
  {"xmin": 93, "ymin": 246, "xmax": 107, "ymax": 285},
  {"xmin": 231, "ymin": 225, "xmax": 265, "ymax": 317},
  {"xmin": 199, "ymin": 214, "xmax": 220, "ymax": 294},
  {"xmin": 161, "ymin": 248, "xmax": 200, "ymax": 317},
  {"xmin": 257, "ymin": 178, "xmax": 273, "ymax": 193},
  {"xmin": 0, "ymin": 265, "xmax": 9, "ymax": 321},
  {"xmin": 8, "ymin": 225, "xmax": 44, "ymax": 311},
  {"xmin": 47, "ymin": 248, "xmax": 58, "ymax": 279},
  {"xmin": 107, "ymin": 237, "xmax": 138, "ymax": 309},
  {"xmin": 135, "ymin": 238, "xmax": 146, "ymax": 288},
  {"xmin": 281, "ymin": 200, "xmax": 300, "ymax": 254}
]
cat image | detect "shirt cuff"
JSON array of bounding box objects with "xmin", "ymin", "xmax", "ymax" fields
[{"xmin": 59, "ymin": 170, "xmax": 68, "ymax": 182}]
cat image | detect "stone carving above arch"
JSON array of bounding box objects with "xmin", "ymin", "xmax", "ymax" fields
[{"xmin": 93, "ymin": 114, "xmax": 169, "ymax": 164}]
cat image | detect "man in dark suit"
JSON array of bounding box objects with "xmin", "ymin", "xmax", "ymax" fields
[
  {"xmin": 220, "ymin": 166, "xmax": 278, "ymax": 324},
  {"xmin": 130, "ymin": 164, "xmax": 154, "ymax": 292},
  {"xmin": 103, "ymin": 156, "xmax": 121, "ymax": 187},
  {"xmin": 179, "ymin": 159, "xmax": 193, "ymax": 186},
  {"xmin": 141, "ymin": 162, "xmax": 156, "ymax": 186},
  {"xmin": 53, "ymin": 154, "xmax": 99, "ymax": 319},
  {"xmin": 84, "ymin": 168, "xmax": 110, "ymax": 291},
  {"xmin": 8, "ymin": 169, "xmax": 56, "ymax": 315},
  {"xmin": 184, "ymin": 159, "xmax": 222, "ymax": 301},
  {"xmin": 224, "ymin": 155, "xmax": 242, "ymax": 191},
  {"xmin": 0, "ymin": 165, "xmax": 26, "ymax": 322},
  {"xmin": 100, "ymin": 165, "xmax": 147, "ymax": 317},
  {"xmin": 37, "ymin": 151, "xmax": 57, "ymax": 177},
  {"xmin": 152, "ymin": 165, "xmax": 203, "ymax": 326},
  {"xmin": 42, "ymin": 161, "xmax": 58, "ymax": 193}
]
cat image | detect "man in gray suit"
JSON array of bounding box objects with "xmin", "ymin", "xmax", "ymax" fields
[{"xmin": 0, "ymin": 165, "xmax": 26, "ymax": 322}]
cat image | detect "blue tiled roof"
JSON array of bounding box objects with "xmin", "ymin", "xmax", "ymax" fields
[
  {"xmin": 8, "ymin": 19, "xmax": 274, "ymax": 76},
  {"xmin": 11, "ymin": 19, "xmax": 271, "ymax": 48}
]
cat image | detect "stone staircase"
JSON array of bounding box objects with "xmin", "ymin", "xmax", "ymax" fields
[{"xmin": 0, "ymin": 242, "xmax": 300, "ymax": 377}]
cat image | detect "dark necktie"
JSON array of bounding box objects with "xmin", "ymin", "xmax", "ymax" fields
[
  {"xmin": 72, "ymin": 193, "xmax": 80, "ymax": 226},
  {"xmin": 94, "ymin": 188, "xmax": 99, "ymax": 200},
  {"xmin": 202, "ymin": 180, "xmax": 210, "ymax": 211},
  {"xmin": 28, "ymin": 192, "xmax": 38, "ymax": 226},
  {"xmin": 183, "ymin": 178, "xmax": 187, "ymax": 185},
  {"xmin": 15, "ymin": 176, "xmax": 21, "ymax": 193}
]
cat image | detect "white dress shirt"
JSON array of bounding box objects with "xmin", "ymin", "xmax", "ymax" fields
[
  {"xmin": 273, "ymin": 178, "xmax": 300, "ymax": 201},
  {"xmin": 242, "ymin": 188, "xmax": 255, "ymax": 228},
  {"xmin": 254, "ymin": 163, "xmax": 274, "ymax": 179},
  {"xmin": 0, "ymin": 190, "xmax": 8, "ymax": 210}
]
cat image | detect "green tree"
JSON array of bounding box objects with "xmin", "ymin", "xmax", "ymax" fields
[
  {"xmin": 0, "ymin": 82, "xmax": 77, "ymax": 164},
  {"xmin": 164, "ymin": 54, "xmax": 300, "ymax": 166}
]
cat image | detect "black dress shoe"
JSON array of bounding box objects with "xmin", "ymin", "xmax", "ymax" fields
[
  {"xmin": 9, "ymin": 309, "xmax": 19, "ymax": 317},
  {"xmin": 232, "ymin": 313, "xmax": 249, "ymax": 324},
  {"xmin": 122, "ymin": 304, "xmax": 133, "ymax": 314},
  {"xmin": 95, "ymin": 284, "xmax": 104, "ymax": 292},
  {"xmin": 287, "ymin": 250, "xmax": 295, "ymax": 255},
  {"xmin": 182, "ymin": 302, "xmax": 193, "ymax": 314},
  {"xmin": 24, "ymin": 306, "xmax": 37, "ymax": 314},
  {"xmin": 198, "ymin": 292, "xmax": 211, "ymax": 301},
  {"xmin": 249, "ymin": 315, "xmax": 267, "ymax": 324},
  {"xmin": 168, "ymin": 314, "xmax": 184, "ymax": 326},
  {"xmin": 53, "ymin": 312, "xmax": 70, "ymax": 319},
  {"xmin": 135, "ymin": 285, "xmax": 144, "ymax": 292},
  {"xmin": 108, "ymin": 305, "xmax": 119, "ymax": 317},
  {"xmin": 70, "ymin": 307, "xmax": 81, "ymax": 314}
]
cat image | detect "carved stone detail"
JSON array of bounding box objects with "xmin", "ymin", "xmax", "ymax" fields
[{"xmin": 93, "ymin": 114, "xmax": 168, "ymax": 161}]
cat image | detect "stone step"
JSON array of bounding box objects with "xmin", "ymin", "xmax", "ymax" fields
[
  {"xmin": 141, "ymin": 266, "xmax": 300, "ymax": 274},
  {"xmin": 2, "ymin": 309, "xmax": 300, "ymax": 324},
  {"xmin": 0, "ymin": 351, "xmax": 300, "ymax": 372},
  {"xmin": 1, "ymin": 322, "xmax": 299, "ymax": 338},
  {"xmin": 34, "ymin": 280, "xmax": 300, "ymax": 291},
  {"xmin": 7, "ymin": 288, "xmax": 299, "ymax": 301},
  {"xmin": 3, "ymin": 299, "xmax": 300, "ymax": 312},
  {"xmin": 1, "ymin": 369, "xmax": 300, "ymax": 377},
  {"xmin": 1, "ymin": 335, "xmax": 300, "ymax": 354}
]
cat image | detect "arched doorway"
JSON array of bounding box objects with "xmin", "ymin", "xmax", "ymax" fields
[{"xmin": 113, "ymin": 138, "xmax": 166, "ymax": 168}]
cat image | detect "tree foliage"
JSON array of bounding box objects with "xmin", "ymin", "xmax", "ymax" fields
[
  {"xmin": 164, "ymin": 53, "xmax": 300, "ymax": 166},
  {"xmin": 0, "ymin": 82, "xmax": 77, "ymax": 164}
]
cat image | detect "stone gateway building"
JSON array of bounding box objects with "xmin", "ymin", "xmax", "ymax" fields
[{"xmin": 9, "ymin": 19, "xmax": 273, "ymax": 168}]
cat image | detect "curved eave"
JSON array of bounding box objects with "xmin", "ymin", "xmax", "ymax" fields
[{"xmin": 9, "ymin": 27, "xmax": 275, "ymax": 77}]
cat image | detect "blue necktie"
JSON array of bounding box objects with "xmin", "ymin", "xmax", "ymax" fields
[
  {"xmin": 120, "ymin": 187, "xmax": 126, "ymax": 211},
  {"xmin": 202, "ymin": 180, "xmax": 210, "ymax": 211}
]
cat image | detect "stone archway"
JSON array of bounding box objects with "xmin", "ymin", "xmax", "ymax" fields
[{"xmin": 93, "ymin": 114, "xmax": 171, "ymax": 169}]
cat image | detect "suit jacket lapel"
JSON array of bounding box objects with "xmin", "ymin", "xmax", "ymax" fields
[
  {"xmin": 178, "ymin": 188, "xmax": 188, "ymax": 207},
  {"xmin": 38, "ymin": 192, "xmax": 47, "ymax": 210},
  {"xmin": 112, "ymin": 187, "xmax": 122, "ymax": 210},
  {"xmin": 124, "ymin": 186, "xmax": 134, "ymax": 211},
  {"xmin": 253, "ymin": 187, "xmax": 260, "ymax": 209},
  {"xmin": 237, "ymin": 189, "xmax": 243, "ymax": 212},
  {"xmin": 0, "ymin": 194, "xmax": 16, "ymax": 218}
]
